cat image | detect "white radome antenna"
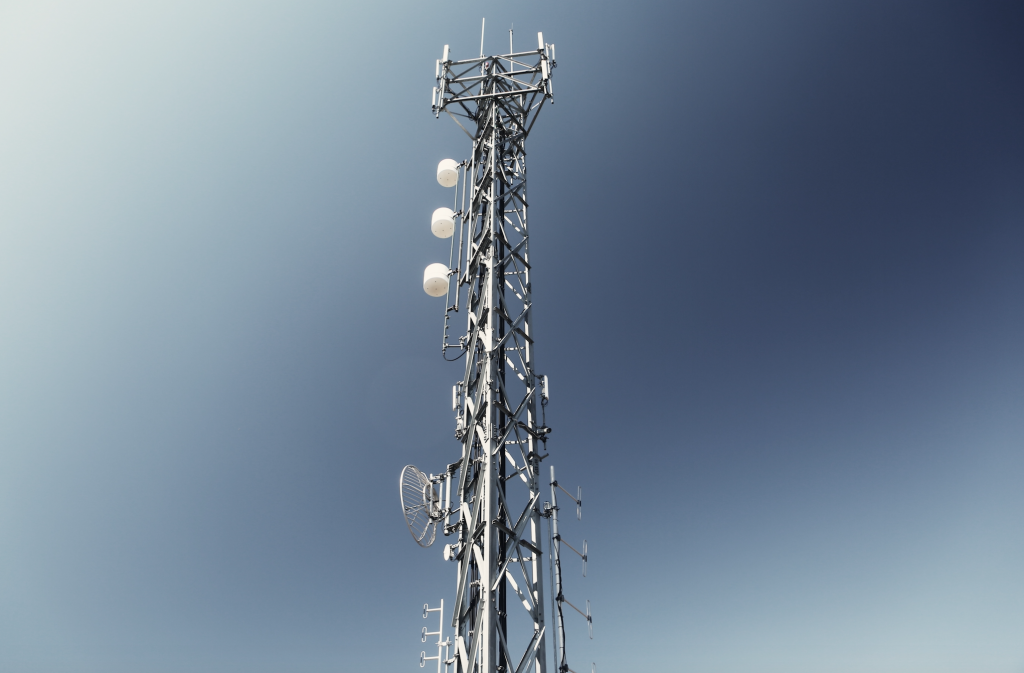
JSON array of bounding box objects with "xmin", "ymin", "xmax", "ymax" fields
[
  {"xmin": 400, "ymin": 465, "xmax": 440, "ymax": 547},
  {"xmin": 431, "ymin": 207, "xmax": 455, "ymax": 239},
  {"xmin": 436, "ymin": 159, "xmax": 459, "ymax": 187},
  {"xmin": 423, "ymin": 263, "xmax": 450, "ymax": 297}
]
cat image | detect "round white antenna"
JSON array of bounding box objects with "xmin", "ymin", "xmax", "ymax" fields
[
  {"xmin": 437, "ymin": 159, "xmax": 459, "ymax": 187},
  {"xmin": 431, "ymin": 207, "xmax": 455, "ymax": 238},
  {"xmin": 423, "ymin": 263, "xmax": 450, "ymax": 297},
  {"xmin": 400, "ymin": 465, "xmax": 440, "ymax": 547}
]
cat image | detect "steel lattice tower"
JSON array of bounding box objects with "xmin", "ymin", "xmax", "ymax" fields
[
  {"xmin": 440, "ymin": 29, "xmax": 554, "ymax": 673},
  {"xmin": 402, "ymin": 26, "xmax": 588, "ymax": 673}
]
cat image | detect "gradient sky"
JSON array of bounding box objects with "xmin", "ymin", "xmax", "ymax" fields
[{"xmin": 1, "ymin": 2, "xmax": 1022, "ymax": 672}]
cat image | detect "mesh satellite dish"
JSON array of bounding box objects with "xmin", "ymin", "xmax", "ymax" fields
[{"xmin": 400, "ymin": 465, "xmax": 440, "ymax": 547}]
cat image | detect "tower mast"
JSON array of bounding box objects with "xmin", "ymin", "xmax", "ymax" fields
[{"xmin": 434, "ymin": 32, "xmax": 555, "ymax": 673}]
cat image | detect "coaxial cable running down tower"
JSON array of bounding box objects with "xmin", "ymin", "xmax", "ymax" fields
[{"xmin": 399, "ymin": 23, "xmax": 592, "ymax": 673}]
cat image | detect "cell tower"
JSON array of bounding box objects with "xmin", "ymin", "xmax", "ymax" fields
[{"xmin": 399, "ymin": 21, "xmax": 591, "ymax": 673}]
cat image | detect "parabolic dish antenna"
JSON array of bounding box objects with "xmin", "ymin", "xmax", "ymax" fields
[{"xmin": 400, "ymin": 465, "xmax": 440, "ymax": 547}]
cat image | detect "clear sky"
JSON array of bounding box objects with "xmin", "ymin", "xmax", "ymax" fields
[{"xmin": 1, "ymin": 2, "xmax": 1022, "ymax": 672}]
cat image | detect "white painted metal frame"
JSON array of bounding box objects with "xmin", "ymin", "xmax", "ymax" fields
[{"xmin": 422, "ymin": 600, "xmax": 452, "ymax": 673}]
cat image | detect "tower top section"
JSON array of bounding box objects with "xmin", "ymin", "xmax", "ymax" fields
[{"xmin": 432, "ymin": 32, "xmax": 556, "ymax": 137}]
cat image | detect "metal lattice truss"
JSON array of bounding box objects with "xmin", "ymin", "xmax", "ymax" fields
[
  {"xmin": 434, "ymin": 34, "xmax": 556, "ymax": 673},
  {"xmin": 433, "ymin": 36, "xmax": 555, "ymax": 134}
]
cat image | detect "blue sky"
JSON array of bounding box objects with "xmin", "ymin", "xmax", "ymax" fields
[{"xmin": 1, "ymin": 2, "xmax": 1022, "ymax": 672}]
